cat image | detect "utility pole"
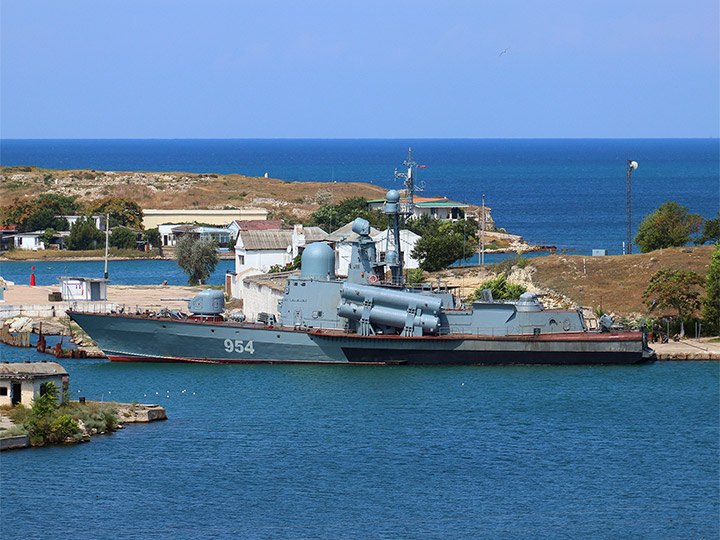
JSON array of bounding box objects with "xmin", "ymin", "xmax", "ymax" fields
[
  {"xmin": 104, "ymin": 213, "xmax": 109, "ymax": 279},
  {"xmin": 481, "ymin": 194, "xmax": 486, "ymax": 265},
  {"xmin": 626, "ymin": 160, "xmax": 638, "ymax": 254}
]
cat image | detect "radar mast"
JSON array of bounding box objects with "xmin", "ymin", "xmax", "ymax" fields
[{"xmin": 384, "ymin": 148, "xmax": 422, "ymax": 285}]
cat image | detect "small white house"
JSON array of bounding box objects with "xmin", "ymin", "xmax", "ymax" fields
[
  {"xmin": 58, "ymin": 277, "xmax": 109, "ymax": 301},
  {"xmin": 0, "ymin": 362, "xmax": 68, "ymax": 407},
  {"xmin": 157, "ymin": 224, "xmax": 190, "ymax": 247},
  {"xmin": 13, "ymin": 231, "xmax": 46, "ymax": 250},
  {"xmin": 234, "ymin": 225, "xmax": 328, "ymax": 275}
]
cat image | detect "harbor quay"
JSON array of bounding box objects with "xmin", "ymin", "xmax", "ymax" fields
[
  {"xmin": 1, "ymin": 284, "xmax": 204, "ymax": 321},
  {"xmin": 1, "ymin": 284, "xmax": 718, "ymax": 361}
]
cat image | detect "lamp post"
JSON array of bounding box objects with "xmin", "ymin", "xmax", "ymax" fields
[
  {"xmin": 481, "ymin": 195, "xmax": 486, "ymax": 265},
  {"xmin": 626, "ymin": 160, "xmax": 638, "ymax": 254}
]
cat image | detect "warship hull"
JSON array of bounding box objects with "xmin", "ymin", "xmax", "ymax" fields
[{"xmin": 67, "ymin": 311, "xmax": 653, "ymax": 365}]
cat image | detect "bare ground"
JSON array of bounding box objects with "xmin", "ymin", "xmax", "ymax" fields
[{"xmin": 432, "ymin": 245, "xmax": 714, "ymax": 318}]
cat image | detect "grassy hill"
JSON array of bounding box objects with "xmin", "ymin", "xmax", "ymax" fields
[
  {"xmin": 0, "ymin": 166, "xmax": 390, "ymax": 222},
  {"xmin": 435, "ymin": 245, "xmax": 714, "ymax": 317}
]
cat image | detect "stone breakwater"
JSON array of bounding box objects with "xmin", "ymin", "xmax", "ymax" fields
[{"xmin": 650, "ymin": 340, "xmax": 720, "ymax": 361}]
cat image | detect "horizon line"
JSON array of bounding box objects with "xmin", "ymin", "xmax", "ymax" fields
[{"xmin": 1, "ymin": 136, "xmax": 718, "ymax": 142}]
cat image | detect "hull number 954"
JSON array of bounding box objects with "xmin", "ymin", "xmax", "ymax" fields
[{"xmin": 223, "ymin": 339, "xmax": 255, "ymax": 354}]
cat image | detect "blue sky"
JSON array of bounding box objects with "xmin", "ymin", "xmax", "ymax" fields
[{"xmin": 1, "ymin": 0, "xmax": 718, "ymax": 138}]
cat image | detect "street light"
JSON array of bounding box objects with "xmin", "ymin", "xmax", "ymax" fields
[{"xmin": 626, "ymin": 160, "xmax": 638, "ymax": 254}]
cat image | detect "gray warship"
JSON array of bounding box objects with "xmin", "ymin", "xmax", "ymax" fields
[{"xmin": 68, "ymin": 151, "xmax": 654, "ymax": 365}]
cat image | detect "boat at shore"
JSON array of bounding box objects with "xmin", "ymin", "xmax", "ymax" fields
[{"xmin": 68, "ymin": 151, "xmax": 654, "ymax": 366}]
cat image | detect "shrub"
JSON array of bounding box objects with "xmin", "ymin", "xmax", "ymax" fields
[
  {"xmin": 469, "ymin": 275, "xmax": 527, "ymax": 301},
  {"xmin": 406, "ymin": 268, "xmax": 425, "ymax": 284}
]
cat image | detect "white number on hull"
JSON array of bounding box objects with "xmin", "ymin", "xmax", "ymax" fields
[{"xmin": 223, "ymin": 339, "xmax": 255, "ymax": 355}]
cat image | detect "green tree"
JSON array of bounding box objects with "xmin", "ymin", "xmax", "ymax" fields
[
  {"xmin": 1, "ymin": 198, "xmax": 40, "ymax": 231},
  {"xmin": 36, "ymin": 193, "xmax": 82, "ymax": 216},
  {"xmin": 67, "ymin": 217, "xmax": 104, "ymax": 250},
  {"xmin": 642, "ymin": 268, "xmax": 705, "ymax": 337},
  {"xmin": 109, "ymin": 227, "xmax": 138, "ymax": 250},
  {"xmin": 310, "ymin": 197, "xmax": 385, "ymax": 231},
  {"xmin": 88, "ymin": 197, "xmax": 144, "ymax": 229},
  {"xmin": 36, "ymin": 193, "xmax": 77, "ymax": 212},
  {"xmin": 634, "ymin": 201, "xmax": 703, "ymax": 253},
  {"xmin": 143, "ymin": 227, "xmax": 163, "ymax": 255},
  {"xmin": 176, "ymin": 235, "xmax": 219, "ymax": 285},
  {"xmin": 40, "ymin": 228, "xmax": 57, "ymax": 248},
  {"xmin": 1, "ymin": 195, "xmax": 80, "ymax": 232},
  {"xmin": 411, "ymin": 218, "xmax": 479, "ymax": 272},
  {"xmin": 26, "ymin": 207, "xmax": 68, "ymax": 231},
  {"xmin": 25, "ymin": 382, "xmax": 78, "ymax": 446},
  {"xmin": 702, "ymin": 243, "xmax": 720, "ymax": 335},
  {"xmin": 695, "ymin": 213, "xmax": 720, "ymax": 245},
  {"xmin": 406, "ymin": 215, "xmax": 441, "ymax": 237},
  {"xmin": 469, "ymin": 274, "xmax": 527, "ymax": 301}
]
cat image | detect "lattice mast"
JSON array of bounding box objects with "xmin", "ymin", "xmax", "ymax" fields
[{"xmin": 384, "ymin": 148, "xmax": 421, "ymax": 285}]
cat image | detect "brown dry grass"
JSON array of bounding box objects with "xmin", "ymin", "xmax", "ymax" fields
[
  {"xmin": 529, "ymin": 246, "xmax": 713, "ymax": 315},
  {"xmin": 433, "ymin": 245, "xmax": 714, "ymax": 317},
  {"xmin": 0, "ymin": 166, "xmax": 389, "ymax": 215}
]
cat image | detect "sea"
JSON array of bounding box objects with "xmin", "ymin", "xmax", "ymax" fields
[
  {"xmin": 1, "ymin": 139, "xmax": 719, "ymax": 539},
  {"xmin": 2, "ymin": 138, "xmax": 719, "ymax": 254}
]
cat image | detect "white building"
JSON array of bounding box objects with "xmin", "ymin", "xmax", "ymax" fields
[
  {"xmin": 234, "ymin": 224, "xmax": 328, "ymax": 275},
  {"xmin": 13, "ymin": 231, "xmax": 45, "ymax": 250},
  {"xmin": 0, "ymin": 362, "xmax": 68, "ymax": 407},
  {"xmin": 58, "ymin": 277, "xmax": 109, "ymax": 301},
  {"xmin": 367, "ymin": 196, "xmax": 469, "ymax": 221},
  {"xmin": 228, "ymin": 225, "xmax": 327, "ymax": 300},
  {"xmin": 239, "ymin": 272, "xmax": 291, "ymax": 322}
]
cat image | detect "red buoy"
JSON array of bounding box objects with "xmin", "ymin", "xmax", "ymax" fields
[{"xmin": 30, "ymin": 266, "xmax": 36, "ymax": 286}]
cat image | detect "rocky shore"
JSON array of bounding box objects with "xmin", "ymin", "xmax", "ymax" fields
[{"xmin": 0, "ymin": 401, "xmax": 167, "ymax": 451}]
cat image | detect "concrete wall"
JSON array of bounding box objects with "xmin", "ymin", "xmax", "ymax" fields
[
  {"xmin": 241, "ymin": 281, "xmax": 283, "ymax": 321},
  {"xmin": 226, "ymin": 269, "xmax": 263, "ymax": 300},
  {"xmin": 0, "ymin": 302, "xmax": 119, "ymax": 320},
  {"xmin": 0, "ymin": 436, "xmax": 30, "ymax": 451}
]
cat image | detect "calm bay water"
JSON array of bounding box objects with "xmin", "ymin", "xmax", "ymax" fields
[
  {"xmin": 1, "ymin": 348, "xmax": 718, "ymax": 539},
  {"xmin": 2, "ymin": 139, "xmax": 718, "ymax": 254},
  {"xmin": 0, "ymin": 258, "xmax": 236, "ymax": 287}
]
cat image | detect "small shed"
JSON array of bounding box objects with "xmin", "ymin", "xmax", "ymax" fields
[
  {"xmin": 0, "ymin": 362, "xmax": 69, "ymax": 407},
  {"xmin": 58, "ymin": 276, "xmax": 109, "ymax": 301}
]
